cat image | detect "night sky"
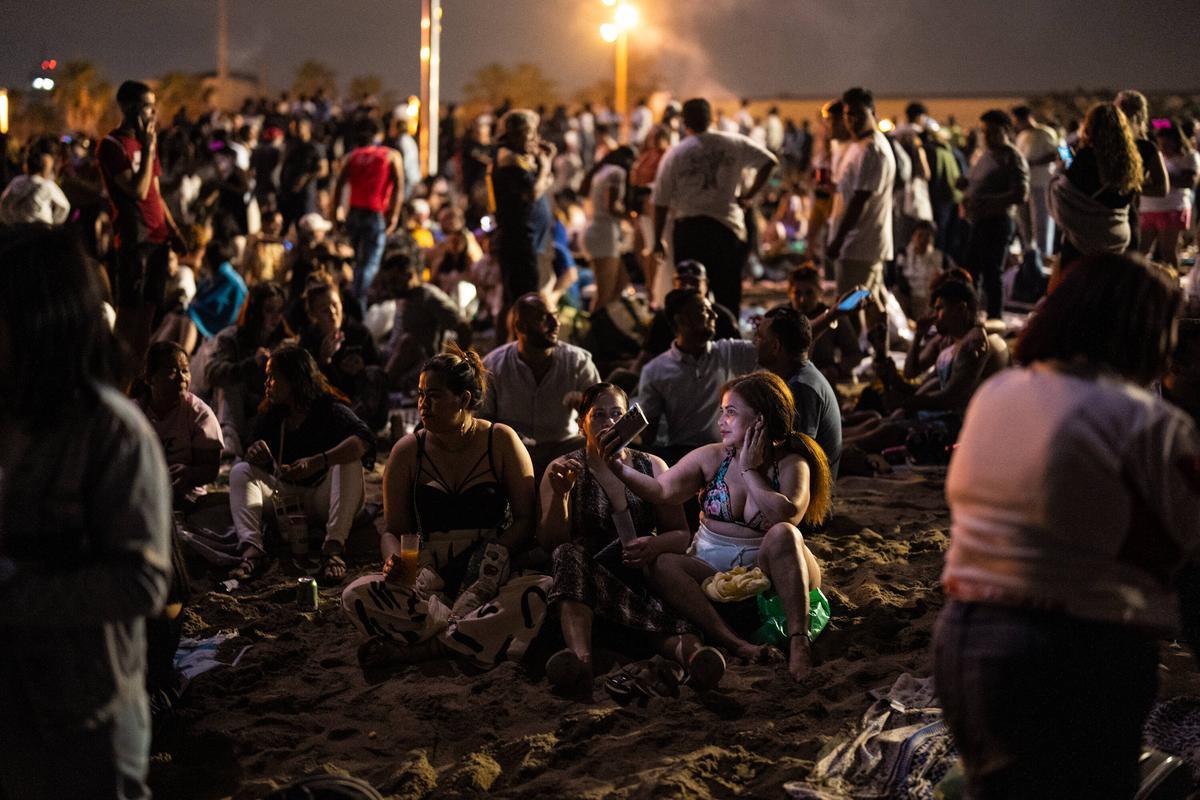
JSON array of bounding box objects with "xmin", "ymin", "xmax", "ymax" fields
[{"xmin": 3, "ymin": 0, "xmax": 1195, "ymax": 101}]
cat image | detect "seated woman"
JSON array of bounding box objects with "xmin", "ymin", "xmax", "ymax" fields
[
  {"xmin": 133, "ymin": 340, "xmax": 221, "ymax": 721},
  {"xmin": 342, "ymin": 344, "xmax": 553, "ymax": 670},
  {"xmin": 603, "ymin": 371, "xmax": 832, "ymax": 680},
  {"xmin": 229, "ymin": 343, "xmax": 374, "ymax": 583},
  {"xmin": 298, "ymin": 272, "xmax": 389, "ymax": 432},
  {"xmin": 204, "ymin": 281, "xmax": 292, "ymax": 458},
  {"xmin": 539, "ymin": 383, "xmax": 724, "ymax": 695},
  {"xmin": 135, "ymin": 341, "xmax": 224, "ymax": 505}
]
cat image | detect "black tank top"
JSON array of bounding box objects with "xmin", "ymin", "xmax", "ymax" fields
[{"xmin": 413, "ymin": 425, "xmax": 509, "ymax": 536}]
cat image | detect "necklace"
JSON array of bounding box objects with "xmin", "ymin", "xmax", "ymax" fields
[{"xmin": 430, "ymin": 417, "xmax": 478, "ymax": 453}]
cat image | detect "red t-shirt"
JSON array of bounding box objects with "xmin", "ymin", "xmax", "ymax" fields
[
  {"xmin": 344, "ymin": 145, "xmax": 396, "ymax": 213},
  {"xmin": 97, "ymin": 130, "xmax": 168, "ymax": 245}
]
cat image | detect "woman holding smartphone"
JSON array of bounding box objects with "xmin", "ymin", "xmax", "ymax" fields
[
  {"xmin": 603, "ymin": 371, "xmax": 832, "ymax": 681},
  {"xmin": 538, "ymin": 383, "xmax": 719, "ymax": 697}
]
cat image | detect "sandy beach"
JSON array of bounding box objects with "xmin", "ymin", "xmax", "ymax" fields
[{"xmin": 148, "ymin": 460, "xmax": 983, "ymax": 799}]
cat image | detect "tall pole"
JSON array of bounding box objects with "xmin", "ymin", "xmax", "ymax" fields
[
  {"xmin": 615, "ymin": 30, "xmax": 628, "ymax": 143},
  {"xmin": 419, "ymin": 0, "xmax": 441, "ymax": 177},
  {"xmin": 216, "ymin": 0, "xmax": 229, "ymax": 106}
]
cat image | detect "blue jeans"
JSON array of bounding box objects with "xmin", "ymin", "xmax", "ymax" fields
[
  {"xmin": 934, "ymin": 600, "xmax": 1157, "ymax": 800},
  {"xmin": 346, "ymin": 207, "xmax": 387, "ymax": 313}
]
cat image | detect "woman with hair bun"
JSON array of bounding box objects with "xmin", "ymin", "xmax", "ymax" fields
[
  {"xmin": 603, "ymin": 370, "xmax": 832, "ymax": 681},
  {"xmin": 342, "ymin": 343, "xmax": 552, "ymax": 670}
]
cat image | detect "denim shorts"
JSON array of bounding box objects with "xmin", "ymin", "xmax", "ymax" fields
[{"xmin": 691, "ymin": 523, "xmax": 763, "ymax": 572}]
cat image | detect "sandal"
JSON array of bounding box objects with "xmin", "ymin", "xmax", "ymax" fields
[
  {"xmin": 228, "ymin": 546, "xmax": 265, "ymax": 581},
  {"xmin": 603, "ymin": 657, "xmax": 682, "ymax": 707},
  {"xmin": 685, "ymin": 646, "xmax": 727, "ymax": 691},
  {"xmin": 317, "ymin": 552, "xmax": 347, "ymax": 586}
]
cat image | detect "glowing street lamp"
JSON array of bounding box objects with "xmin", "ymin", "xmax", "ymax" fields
[
  {"xmin": 419, "ymin": 0, "xmax": 442, "ymax": 177},
  {"xmin": 599, "ymin": 1, "xmax": 638, "ymax": 142}
]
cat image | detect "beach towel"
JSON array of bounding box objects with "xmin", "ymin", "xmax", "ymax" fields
[
  {"xmin": 1048, "ymin": 171, "xmax": 1130, "ymax": 255},
  {"xmin": 784, "ymin": 673, "xmax": 955, "ymax": 800}
]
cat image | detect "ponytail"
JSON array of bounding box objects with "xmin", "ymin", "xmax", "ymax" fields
[{"xmin": 785, "ymin": 432, "xmax": 832, "ymax": 526}]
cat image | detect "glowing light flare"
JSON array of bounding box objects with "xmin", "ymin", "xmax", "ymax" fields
[
  {"xmin": 600, "ymin": 22, "xmax": 619, "ymax": 42},
  {"xmin": 615, "ymin": 3, "xmax": 638, "ymax": 29},
  {"xmin": 0, "ymin": 89, "xmax": 8, "ymax": 135},
  {"xmin": 878, "ymin": 118, "xmax": 895, "ymax": 133},
  {"xmin": 406, "ymin": 96, "xmax": 421, "ymax": 120},
  {"xmin": 420, "ymin": 46, "xmax": 431, "ymax": 61},
  {"xmin": 601, "ymin": 0, "xmax": 616, "ymax": 6}
]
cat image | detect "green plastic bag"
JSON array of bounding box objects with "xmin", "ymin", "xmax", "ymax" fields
[{"xmin": 750, "ymin": 587, "xmax": 831, "ymax": 646}]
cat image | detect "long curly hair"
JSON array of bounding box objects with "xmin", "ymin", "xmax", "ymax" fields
[
  {"xmin": 1079, "ymin": 103, "xmax": 1143, "ymax": 195},
  {"xmin": 720, "ymin": 371, "xmax": 832, "ymax": 526}
]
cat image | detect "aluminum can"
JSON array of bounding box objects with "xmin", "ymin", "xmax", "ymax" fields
[{"xmin": 296, "ymin": 576, "xmax": 319, "ymax": 610}]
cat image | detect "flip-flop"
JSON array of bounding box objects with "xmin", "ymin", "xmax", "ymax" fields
[
  {"xmin": 603, "ymin": 657, "xmax": 681, "ymax": 707},
  {"xmin": 317, "ymin": 552, "xmax": 347, "ymax": 586},
  {"xmin": 228, "ymin": 547, "xmax": 265, "ymax": 581}
]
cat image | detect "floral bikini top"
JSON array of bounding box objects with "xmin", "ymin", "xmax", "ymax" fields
[{"xmin": 700, "ymin": 452, "xmax": 781, "ymax": 532}]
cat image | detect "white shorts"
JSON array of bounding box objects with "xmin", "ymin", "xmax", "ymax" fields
[{"xmin": 691, "ymin": 522, "xmax": 763, "ymax": 572}]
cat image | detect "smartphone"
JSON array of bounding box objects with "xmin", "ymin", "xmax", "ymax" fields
[
  {"xmin": 1057, "ymin": 143, "xmax": 1073, "ymax": 169},
  {"xmin": 607, "ymin": 403, "xmax": 649, "ymax": 453},
  {"xmin": 836, "ymin": 288, "xmax": 871, "ymax": 312}
]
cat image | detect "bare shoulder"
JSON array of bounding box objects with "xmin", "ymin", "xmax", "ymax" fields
[{"xmin": 388, "ymin": 432, "xmax": 419, "ymax": 463}]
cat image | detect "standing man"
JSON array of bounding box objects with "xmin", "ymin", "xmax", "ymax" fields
[
  {"xmin": 278, "ymin": 117, "xmax": 327, "ymax": 235},
  {"xmin": 826, "ymin": 87, "xmax": 896, "ymax": 312},
  {"xmin": 1011, "ymin": 106, "xmax": 1060, "ymax": 259},
  {"xmin": 333, "ymin": 118, "xmax": 404, "ymax": 313},
  {"xmin": 97, "ymin": 80, "xmax": 185, "ymax": 368},
  {"xmin": 960, "ymin": 110, "xmax": 1029, "ymax": 321},
  {"xmin": 652, "ymin": 98, "xmax": 778, "ymax": 317}
]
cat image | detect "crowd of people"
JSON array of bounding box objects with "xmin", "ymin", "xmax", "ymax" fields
[{"xmin": 2, "ymin": 76, "xmax": 1200, "ymax": 799}]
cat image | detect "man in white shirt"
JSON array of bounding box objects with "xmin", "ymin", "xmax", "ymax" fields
[
  {"xmin": 652, "ymin": 98, "xmax": 778, "ymax": 317},
  {"xmin": 0, "ymin": 142, "xmax": 71, "ymax": 226},
  {"xmin": 636, "ymin": 287, "xmax": 758, "ymax": 464},
  {"xmin": 481, "ymin": 293, "xmax": 601, "ymax": 473},
  {"xmin": 827, "ymin": 87, "xmax": 896, "ymax": 305},
  {"xmin": 1012, "ymin": 106, "xmax": 1060, "ymax": 258}
]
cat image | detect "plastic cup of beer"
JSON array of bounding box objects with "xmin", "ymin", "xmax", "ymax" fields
[{"xmin": 398, "ymin": 534, "xmax": 421, "ymax": 585}]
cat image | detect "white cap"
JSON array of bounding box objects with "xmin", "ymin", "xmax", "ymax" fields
[{"xmin": 298, "ymin": 213, "xmax": 333, "ymax": 234}]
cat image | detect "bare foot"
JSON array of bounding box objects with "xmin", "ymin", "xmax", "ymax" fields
[{"xmin": 788, "ymin": 635, "xmax": 813, "ymax": 681}]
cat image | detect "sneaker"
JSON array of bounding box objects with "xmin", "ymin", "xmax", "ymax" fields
[{"xmin": 451, "ymin": 542, "xmax": 510, "ymax": 616}]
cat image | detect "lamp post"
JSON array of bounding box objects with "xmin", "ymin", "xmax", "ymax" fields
[
  {"xmin": 600, "ymin": 2, "xmax": 638, "ymax": 143},
  {"xmin": 419, "ymin": 0, "xmax": 441, "ymax": 177}
]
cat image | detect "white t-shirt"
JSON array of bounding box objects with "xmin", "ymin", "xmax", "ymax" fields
[
  {"xmin": 943, "ymin": 366, "xmax": 1200, "ymax": 633},
  {"xmin": 831, "ymin": 130, "xmax": 896, "ymax": 263},
  {"xmin": 0, "ymin": 175, "xmax": 71, "ymax": 226},
  {"xmin": 1140, "ymin": 151, "xmax": 1200, "ymax": 213},
  {"xmin": 588, "ymin": 164, "xmax": 626, "ymax": 224},
  {"xmin": 651, "ymin": 130, "xmax": 777, "ymax": 241},
  {"xmin": 1016, "ymin": 123, "xmax": 1060, "ymax": 189}
]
